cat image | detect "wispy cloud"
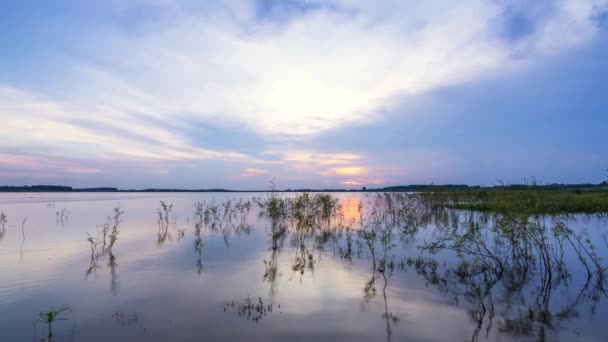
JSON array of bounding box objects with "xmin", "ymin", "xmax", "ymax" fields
[
  {"xmin": 325, "ymin": 166, "xmax": 367, "ymax": 176},
  {"xmin": 240, "ymin": 168, "xmax": 270, "ymax": 177},
  {"xmin": 1, "ymin": 0, "xmax": 606, "ymax": 187},
  {"xmin": 341, "ymin": 180, "xmax": 362, "ymax": 186},
  {"xmin": 56, "ymin": 0, "xmax": 602, "ymax": 136}
]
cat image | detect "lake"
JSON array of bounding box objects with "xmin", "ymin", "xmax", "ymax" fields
[{"xmin": 0, "ymin": 192, "xmax": 607, "ymax": 341}]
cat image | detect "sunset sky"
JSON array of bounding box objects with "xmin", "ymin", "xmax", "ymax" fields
[{"xmin": 1, "ymin": 0, "xmax": 607, "ymax": 189}]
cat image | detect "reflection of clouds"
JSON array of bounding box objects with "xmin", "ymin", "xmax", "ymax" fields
[{"xmin": 3, "ymin": 193, "xmax": 607, "ymax": 341}]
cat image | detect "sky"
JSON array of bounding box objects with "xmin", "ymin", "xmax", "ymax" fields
[{"xmin": 1, "ymin": 0, "xmax": 607, "ymax": 190}]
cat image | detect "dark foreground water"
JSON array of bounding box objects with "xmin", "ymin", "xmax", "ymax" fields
[{"xmin": 0, "ymin": 192, "xmax": 607, "ymax": 342}]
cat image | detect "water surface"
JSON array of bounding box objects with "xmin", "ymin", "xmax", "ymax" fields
[{"xmin": 0, "ymin": 192, "xmax": 607, "ymax": 341}]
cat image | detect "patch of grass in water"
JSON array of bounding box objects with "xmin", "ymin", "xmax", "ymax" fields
[{"xmin": 436, "ymin": 188, "xmax": 608, "ymax": 214}]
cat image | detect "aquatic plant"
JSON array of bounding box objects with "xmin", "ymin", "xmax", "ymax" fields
[
  {"xmin": 86, "ymin": 232, "xmax": 103, "ymax": 260},
  {"xmin": 0, "ymin": 210, "xmax": 6, "ymax": 241},
  {"xmin": 157, "ymin": 201, "xmax": 173, "ymax": 229},
  {"xmin": 106, "ymin": 204, "xmax": 124, "ymax": 254},
  {"xmin": 36, "ymin": 305, "xmax": 71, "ymax": 342},
  {"xmin": 87, "ymin": 204, "xmax": 124, "ymax": 257},
  {"xmin": 415, "ymin": 210, "xmax": 608, "ymax": 341},
  {"xmin": 84, "ymin": 205, "xmax": 124, "ymax": 294},
  {"xmin": 156, "ymin": 201, "xmax": 174, "ymax": 246},
  {"xmin": 190, "ymin": 199, "xmax": 253, "ymax": 248},
  {"xmin": 223, "ymin": 297, "xmax": 276, "ymax": 323},
  {"xmin": 56, "ymin": 208, "xmax": 69, "ymax": 224}
]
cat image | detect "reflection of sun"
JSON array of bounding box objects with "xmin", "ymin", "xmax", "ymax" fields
[{"xmin": 340, "ymin": 197, "xmax": 362, "ymax": 222}]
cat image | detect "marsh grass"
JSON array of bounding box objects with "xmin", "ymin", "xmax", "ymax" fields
[
  {"xmin": 157, "ymin": 201, "xmax": 173, "ymax": 229},
  {"xmin": 66, "ymin": 190, "xmax": 608, "ymax": 340},
  {"xmin": 188, "ymin": 199, "xmax": 253, "ymax": 273},
  {"xmin": 156, "ymin": 201, "xmax": 174, "ymax": 246},
  {"xmin": 415, "ymin": 209, "xmax": 608, "ymax": 341},
  {"xmin": 85, "ymin": 204, "xmax": 124, "ymax": 290},
  {"xmin": 253, "ymin": 191, "xmax": 608, "ymax": 341},
  {"xmin": 438, "ymin": 188, "xmax": 608, "ymax": 214},
  {"xmin": 87, "ymin": 204, "xmax": 124, "ymax": 257}
]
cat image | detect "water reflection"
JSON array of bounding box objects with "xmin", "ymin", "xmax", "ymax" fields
[
  {"xmin": 250, "ymin": 192, "xmax": 608, "ymax": 341},
  {"xmin": 0, "ymin": 210, "xmax": 6, "ymax": 242},
  {"xmin": 415, "ymin": 211, "xmax": 608, "ymax": 341},
  {"xmin": 1, "ymin": 192, "xmax": 608, "ymax": 341},
  {"xmin": 156, "ymin": 201, "xmax": 173, "ymax": 246},
  {"xmin": 223, "ymin": 297, "xmax": 277, "ymax": 323},
  {"xmin": 358, "ymin": 209, "xmax": 400, "ymax": 342},
  {"xmin": 193, "ymin": 202, "xmax": 205, "ymax": 275},
  {"xmin": 56, "ymin": 208, "xmax": 69, "ymax": 225},
  {"xmin": 263, "ymin": 215, "xmax": 287, "ymax": 297}
]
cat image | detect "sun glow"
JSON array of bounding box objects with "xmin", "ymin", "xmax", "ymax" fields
[
  {"xmin": 341, "ymin": 181, "xmax": 362, "ymax": 186},
  {"xmin": 331, "ymin": 167, "xmax": 367, "ymax": 176}
]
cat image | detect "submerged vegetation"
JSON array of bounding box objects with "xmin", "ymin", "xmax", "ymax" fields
[
  {"xmin": 8, "ymin": 188, "xmax": 608, "ymax": 341},
  {"xmin": 251, "ymin": 191, "xmax": 608, "ymax": 341}
]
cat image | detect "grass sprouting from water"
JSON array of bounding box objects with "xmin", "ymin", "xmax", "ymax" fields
[
  {"xmin": 36, "ymin": 305, "xmax": 72, "ymax": 342},
  {"xmin": 430, "ymin": 188, "xmax": 608, "ymax": 214}
]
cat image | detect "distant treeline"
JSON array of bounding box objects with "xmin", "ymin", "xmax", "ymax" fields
[
  {"xmin": 0, "ymin": 185, "xmax": 229, "ymax": 192},
  {"xmin": 0, "ymin": 185, "xmax": 118, "ymax": 192},
  {"xmin": 1, "ymin": 183, "xmax": 607, "ymax": 193}
]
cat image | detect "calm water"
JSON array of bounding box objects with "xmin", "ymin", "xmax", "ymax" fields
[{"xmin": 0, "ymin": 192, "xmax": 607, "ymax": 342}]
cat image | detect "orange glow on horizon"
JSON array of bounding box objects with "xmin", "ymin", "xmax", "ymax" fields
[{"xmin": 341, "ymin": 181, "xmax": 362, "ymax": 186}]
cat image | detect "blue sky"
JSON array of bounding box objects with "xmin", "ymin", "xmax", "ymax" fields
[{"xmin": 1, "ymin": 0, "xmax": 607, "ymax": 189}]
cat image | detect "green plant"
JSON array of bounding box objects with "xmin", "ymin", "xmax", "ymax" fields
[{"xmin": 37, "ymin": 305, "xmax": 71, "ymax": 341}]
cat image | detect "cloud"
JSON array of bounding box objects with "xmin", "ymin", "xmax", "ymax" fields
[
  {"xmin": 281, "ymin": 152, "xmax": 361, "ymax": 165},
  {"xmin": 327, "ymin": 166, "xmax": 367, "ymax": 176},
  {"xmin": 0, "ymin": 87, "xmax": 249, "ymax": 162},
  {"xmin": 240, "ymin": 167, "xmax": 270, "ymax": 176},
  {"xmin": 341, "ymin": 180, "xmax": 362, "ymax": 186},
  {"xmin": 58, "ymin": 0, "xmax": 603, "ymax": 137},
  {"xmin": 1, "ymin": 0, "xmax": 606, "ymax": 186}
]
